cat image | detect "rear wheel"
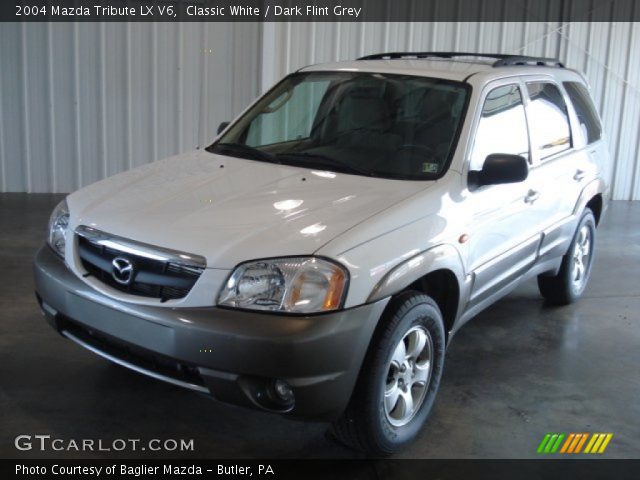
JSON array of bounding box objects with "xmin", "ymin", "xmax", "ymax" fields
[
  {"xmin": 538, "ymin": 208, "xmax": 596, "ymax": 305},
  {"xmin": 331, "ymin": 292, "xmax": 445, "ymax": 456}
]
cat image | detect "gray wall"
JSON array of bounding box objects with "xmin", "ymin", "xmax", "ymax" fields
[
  {"xmin": 1, "ymin": 21, "xmax": 639, "ymax": 200},
  {"xmin": 0, "ymin": 22, "xmax": 261, "ymax": 193}
]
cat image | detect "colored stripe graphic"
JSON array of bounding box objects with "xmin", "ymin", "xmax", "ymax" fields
[
  {"xmin": 537, "ymin": 434, "xmax": 552, "ymax": 453},
  {"xmin": 585, "ymin": 433, "xmax": 614, "ymax": 454},
  {"xmin": 598, "ymin": 434, "xmax": 613, "ymax": 453},
  {"xmin": 539, "ymin": 433, "xmax": 613, "ymax": 454},
  {"xmin": 568, "ymin": 433, "xmax": 582, "ymax": 453},
  {"xmin": 545, "ymin": 434, "xmax": 559, "ymax": 453},
  {"xmin": 592, "ymin": 434, "xmax": 606, "ymax": 453},
  {"xmin": 537, "ymin": 433, "xmax": 565, "ymax": 453},
  {"xmin": 560, "ymin": 433, "xmax": 575, "ymax": 453},
  {"xmin": 550, "ymin": 434, "xmax": 565, "ymax": 453},
  {"xmin": 574, "ymin": 433, "xmax": 589, "ymax": 453}
]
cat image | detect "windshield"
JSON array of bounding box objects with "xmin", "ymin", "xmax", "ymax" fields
[{"xmin": 209, "ymin": 72, "xmax": 469, "ymax": 180}]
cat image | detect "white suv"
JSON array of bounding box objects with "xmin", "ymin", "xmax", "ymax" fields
[{"xmin": 35, "ymin": 52, "xmax": 609, "ymax": 455}]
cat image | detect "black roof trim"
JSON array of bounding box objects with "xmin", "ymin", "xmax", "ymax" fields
[{"xmin": 357, "ymin": 52, "xmax": 565, "ymax": 68}]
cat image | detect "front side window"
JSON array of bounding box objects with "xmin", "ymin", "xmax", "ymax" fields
[
  {"xmin": 470, "ymin": 84, "xmax": 530, "ymax": 171},
  {"xmin": 209, "ymin": 72, "xmax": 469, "ymax": 180},
  {"xmin": 526, "ymin": 82, "xmax": 572, "ymax": 159},
  {"xmin": 563, "ymin": 81, "xmax": 602, "ymax": 145}
]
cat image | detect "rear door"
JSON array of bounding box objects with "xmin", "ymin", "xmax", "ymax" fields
[
  {"xmin": 521, "ymin": 77, "xmax": 586, "ymax": 262},
  {"xmin": 563, "ymin": 80, "xmax": 607, "ymax": 193}
]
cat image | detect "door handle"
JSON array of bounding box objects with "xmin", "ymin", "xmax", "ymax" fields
[
  {"xmin": 573, "ymin": 169, "xmax": 586, "ymax": 181},
  {"xmin": 524, "ymin": 189, "xmax": 540, "ymax": 204}
]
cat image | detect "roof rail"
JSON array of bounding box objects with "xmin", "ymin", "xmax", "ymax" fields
[{"xmin": 357, "ymin": 52, "xmax": 565, "ymax": 68}]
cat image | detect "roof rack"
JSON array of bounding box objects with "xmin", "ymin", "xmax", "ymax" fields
[{"xmin": 357, "ymin": 52, "xmax": 565, "ymax": 68}]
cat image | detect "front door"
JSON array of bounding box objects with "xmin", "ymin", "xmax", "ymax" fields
[{"xmin": 464, "ymin": 81, "xmax": 541, "ymax": 308}]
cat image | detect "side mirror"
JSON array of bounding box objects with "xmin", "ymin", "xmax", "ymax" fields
[
  {"xmin": 469, "ymin": 154, "xmax": 528, "ymax": 189},
  {"xmin": 217, "ymin": 121, "xmax": 230, "ymax": 135}
]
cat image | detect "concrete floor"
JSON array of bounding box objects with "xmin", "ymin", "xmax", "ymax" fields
[{"xmin": 0, "ymin": 193, "xmax": 638, "ymax": 459}]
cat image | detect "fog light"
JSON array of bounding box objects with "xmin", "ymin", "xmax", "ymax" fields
[{"xmin": 272, "ymin": 379, "xmax": 294, "ymax": 403}]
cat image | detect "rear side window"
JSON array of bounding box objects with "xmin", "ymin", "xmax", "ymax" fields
[
  {"xmin": 470, "ymin": 84, "xmax": 530, "ymax": 171},
  {"xmin": 563, "ymin": 82, "xmax": 602, "ymax": 144},
  {"xmin": 526, "ymin": 82, "xmax": 571, "ymax": 159}
]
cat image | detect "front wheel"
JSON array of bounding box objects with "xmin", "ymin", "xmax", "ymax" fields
[
  {"xmin": 538, "ymin": 208, "xmax": 596, "ymax": 305},
  {"xmin": 330, "ymin": 292, "xmax": 445, "ymax": 456}
]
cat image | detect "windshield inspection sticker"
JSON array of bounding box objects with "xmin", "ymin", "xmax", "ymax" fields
[{"xmin": 422, "ymin": 163, "xmax": 439, "ymax": 173}]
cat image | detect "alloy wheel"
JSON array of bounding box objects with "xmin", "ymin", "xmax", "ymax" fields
[
  {"xmin": 571, "ymin": 224, "xmax": 592, "ymax": 293},
  {"xmin": 383, "ymin": 325, "xmax": 434, "ymax": 427}
]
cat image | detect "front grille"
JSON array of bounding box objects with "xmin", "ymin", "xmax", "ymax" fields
[{"xmin": 77, "ymin": 230, "xmax": 205, "ymax": 302}]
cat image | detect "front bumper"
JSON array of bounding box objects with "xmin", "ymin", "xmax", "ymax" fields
[{"xmin": 34, "ymin": 246, "xmax": 388, "ymax": 420}]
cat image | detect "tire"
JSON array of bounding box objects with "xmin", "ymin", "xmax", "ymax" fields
[
  {"xmin": 538, "ymin": 208, "xmax": 596, "ymax": 306},
  {"xmin": 330, "ymin": 292, "xmax": 446, "ymax": 456}
]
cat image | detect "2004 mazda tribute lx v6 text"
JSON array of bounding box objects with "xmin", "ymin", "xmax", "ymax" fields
[{"xmin": 34, "ymin": 52, "xmax": 609, "ymax": 455}]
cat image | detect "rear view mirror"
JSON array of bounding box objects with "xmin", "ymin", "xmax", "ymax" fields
[
  {"xmin": 469, "ymin": 154, "xmax": 528, "ymax": 189},
  {"xmin": 217, "ymin": 121, "xmax": 230, "ymax": 135}
]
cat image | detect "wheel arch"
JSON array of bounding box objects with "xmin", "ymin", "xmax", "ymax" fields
[
  {"xmin": 585, "ymin": 193, "xmax": 603, "ymax": 225},
  {"xmin": 574, "ymin": 178, "xmax": 606, "ymax": 226},
  {"xmin": 403, "ymin": 269, "xmax": 460, "ymax": 341},
  {"xmin": 367, "ymin": 244, "xmax": 466, "ymax": 342}
]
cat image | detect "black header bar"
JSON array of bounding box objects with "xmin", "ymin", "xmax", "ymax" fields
[{"xmin": 2, "ymin": 0, "xmax": 640, "ymax": 22}]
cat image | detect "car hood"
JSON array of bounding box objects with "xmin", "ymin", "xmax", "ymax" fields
[{"xmin": 68, "ymin": 150, "xmax": 430, "ymax": 268}]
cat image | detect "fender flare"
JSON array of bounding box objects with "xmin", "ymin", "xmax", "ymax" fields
[
  {"xmin": 573, "ymin": 177, "xmax": 606, "ymax": 219},
  {"xmin": 366, "ymin": 243, "xmax": 467, "ymax": 304}
]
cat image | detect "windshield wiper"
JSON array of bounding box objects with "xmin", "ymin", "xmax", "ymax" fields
[
  {"xmin": 207, "ymin": 143, "xmax": 280, "ymax": 164},
  {"xmin": 276, "ymin": 152, "xmax": 375, "ymax": 177}
]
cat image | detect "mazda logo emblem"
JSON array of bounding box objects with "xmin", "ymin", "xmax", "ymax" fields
[{"xmin": 111, "ymin": 257, "xmax": 134, "ymax": 285}]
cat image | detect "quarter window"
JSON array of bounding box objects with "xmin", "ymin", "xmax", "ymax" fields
[
  {"xmin": 526, "ymin": 82, "xmax": 571, "ymax": 159},
  {"xmin": 470, "ymin": 84, "xmax": 530, "ymax": 171},
  {"xmin": 563, "ymin": 81, "xmax": 602, "ymax": 145}
]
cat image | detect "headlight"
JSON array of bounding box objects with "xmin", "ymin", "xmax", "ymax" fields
[
  {"xmin": 218, "ymin": 257, "xmax": 348, "ymax": 314},
  {"xmin": 47, "ymin": 198, "xmax": 69, "ymax": 258}
]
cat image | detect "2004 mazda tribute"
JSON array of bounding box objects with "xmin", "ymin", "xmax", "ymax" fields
[{"xmin": 34, "ymin": 52, "xmax": 609, "ymax": 455}]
